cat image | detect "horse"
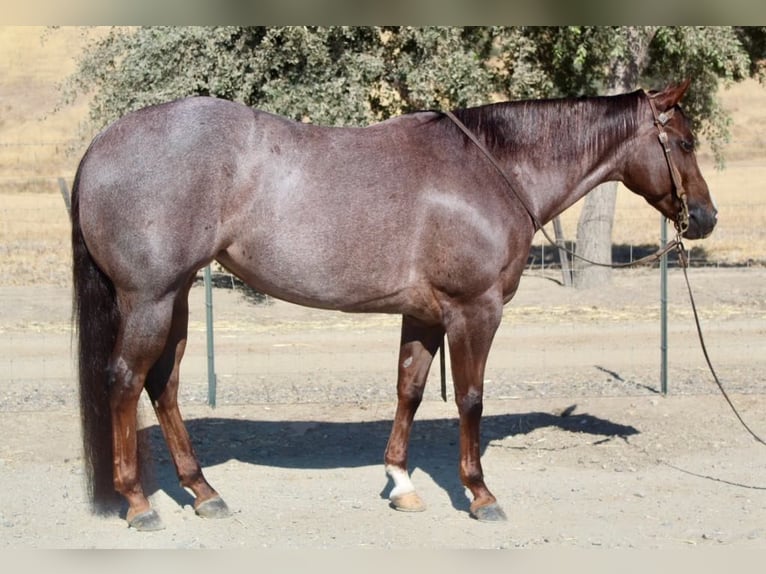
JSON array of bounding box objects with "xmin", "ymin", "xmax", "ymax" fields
[{"xmin": 71, "ymin": 80, "xmax": 717, "ymax": 531}]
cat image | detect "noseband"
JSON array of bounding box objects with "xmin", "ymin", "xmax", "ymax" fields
[{"xmin": 646, "ymin": 92, "xmax": 690, "ymax": 235}]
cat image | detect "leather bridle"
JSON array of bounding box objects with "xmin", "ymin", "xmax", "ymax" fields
[{"xmin": 646, "ymin": 91, "xmax": 691, "ymax": 235}]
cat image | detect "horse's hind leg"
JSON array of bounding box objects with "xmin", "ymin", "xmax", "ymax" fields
[
  {"xmin": 144, "ymin": 279, "xmax": 230, "ymax": 521},
  {"xmin": 109, "ymin": 293, "xmax": 177, "ymax": 531},
  {"xmin": 384, "ymin": 315, "xmax": 444, "ymax": 512}
]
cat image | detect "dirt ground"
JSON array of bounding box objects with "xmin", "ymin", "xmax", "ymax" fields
[{"xmin": 0, "ymin": 266, "xmax": 765, "ymax": 549}]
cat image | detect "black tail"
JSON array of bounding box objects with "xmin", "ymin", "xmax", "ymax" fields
[{"xmin": 71, "ymin": 159, "xmax": 122, "ymax": 514}]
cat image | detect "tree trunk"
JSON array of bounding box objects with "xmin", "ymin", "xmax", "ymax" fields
[
  {"xmin": 572, "ymin": 26, "xmax": 657, "ymax": 289},
  {"xmin": 573, "ymin": 181, "xmax": 618, "ymax": 289}
]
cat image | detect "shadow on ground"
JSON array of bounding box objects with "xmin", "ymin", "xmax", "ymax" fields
[{"xmin": 138, "ymin": 408, "xmax": 639, "ymax": 516}]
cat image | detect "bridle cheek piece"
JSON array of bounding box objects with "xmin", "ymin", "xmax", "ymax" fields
[{"xmin": 647, "ymin": 94, "xmax": 690, "ymax": 235}]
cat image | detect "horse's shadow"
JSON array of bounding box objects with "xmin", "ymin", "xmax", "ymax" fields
[{"xmin": 138, "ymin": 406, "xmax": 638, "ymax": 515}]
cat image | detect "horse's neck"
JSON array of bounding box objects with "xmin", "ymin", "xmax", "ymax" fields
[
  {"xmin": 506, "ymin": 101, "xmax": 637, "ymax": 225},
  {"xmin": 531, "ymin": 153, "xmax": 623, "ymax": 226}
]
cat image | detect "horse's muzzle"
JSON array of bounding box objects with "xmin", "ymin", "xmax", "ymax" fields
[{"xmin": 683, "ymin": 204, "xmax": 718, "ymax": 240}]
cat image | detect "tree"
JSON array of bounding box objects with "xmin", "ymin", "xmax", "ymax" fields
[
  {"xmin": 734, "ymin": 26, "xmax": 766, "ymax": 79},
  {"xmin": 63, "ymin": 26, "xmax": 755, "ymax": 159},
  {"xmin": 61, "ymin": 26, "xmax": 515, "ymax": 130}
]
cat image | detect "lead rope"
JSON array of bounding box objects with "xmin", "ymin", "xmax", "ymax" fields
[{"xmin": 676, "ymin": 240, "xmax": 766, "ymax": 446}]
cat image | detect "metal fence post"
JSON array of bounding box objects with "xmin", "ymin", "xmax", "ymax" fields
[
  {"xmin": 57, "ymin": 177, "xmax": 71, "ymax": 216},
  {"xmin": 660, "ymin": 215, "xmax": 668, "ymax": 395},
  {"xmin": 204, "ymin": 265, "xmax": 217, "ymax": 407}
]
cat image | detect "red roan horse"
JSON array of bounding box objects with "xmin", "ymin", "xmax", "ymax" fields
[{"xmin": 72, "ymin": 81, "xmax": 716, "ymax": 530}]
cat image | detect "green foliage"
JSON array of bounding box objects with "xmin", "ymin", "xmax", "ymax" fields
[
  {"xmin": 734, "ymin": 26, "xmax": 766, "ymax": 80},
  {"xmin": 518, "ymin": 26, "xmax": 636, "ymax": 96},
  {"xmin": 645, "ymin": 27, "xmax": 751, "ymax": 164},
  {"xmin": 508, "ymin": 26, "xmax": 754, "ymax": 165},
  {"xmin": 63, "ymin": 26, "xmax": 504, "ymax": 129},
  {"xmin": 61, "ymin": 26, "xmax": 763, "ymax": 166}
]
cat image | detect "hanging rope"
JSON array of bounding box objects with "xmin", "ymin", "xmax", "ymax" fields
[{"xmin": 675, "ymin": 241, "xmax": 766, "ymax": 446}]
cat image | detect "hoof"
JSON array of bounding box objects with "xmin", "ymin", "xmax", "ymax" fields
[
  {"xmin": 390, "ymin": 491, "xmax": 426, "ymax": 512},
  {"xmin": 471, "ymin": 502, "xmax": 507, "ymax": 522},
  {"xmin": 128, "ymin": 509, "xmax": 165, "ymax": 531},
  {"xmin": 195, "ymin": 496, "xmax": 231, "ymax": 519}
]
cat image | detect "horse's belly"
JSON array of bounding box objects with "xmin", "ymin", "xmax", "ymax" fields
[{"xmin": 216, "ymin": 239, "xmax": 417, "ymax": 313}]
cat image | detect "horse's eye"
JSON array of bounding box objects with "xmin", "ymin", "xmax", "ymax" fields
[{"xmin": 680, "ymin": 139, "xmax": 695, "ymax": 153}]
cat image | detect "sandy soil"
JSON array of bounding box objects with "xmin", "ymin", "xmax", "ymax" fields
[{"xmin": 0, "ymin": 266, "xmax": 764, "ymax": 549}]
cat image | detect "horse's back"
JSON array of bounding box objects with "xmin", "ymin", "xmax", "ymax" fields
[{"xmin": 76, "ymin": 96, "xmax": 417, "ymax": 222}]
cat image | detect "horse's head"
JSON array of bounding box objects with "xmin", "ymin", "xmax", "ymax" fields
[{"xmin": 622, "ymin": 80, "xmax": 717, "ymax": 240}]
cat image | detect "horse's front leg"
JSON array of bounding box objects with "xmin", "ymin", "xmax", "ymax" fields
[
  {"xmin": 445, "ymin": 294, "xmax": 507, "ymax": 522},
  {"xmin": 384, "ymin": 315, "xmax": 444, "ymax": 512}
]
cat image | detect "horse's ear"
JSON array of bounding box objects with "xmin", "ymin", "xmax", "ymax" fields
[{"xmin": 651, "ymin": 79, "xmax": 691, "ymax": 111}]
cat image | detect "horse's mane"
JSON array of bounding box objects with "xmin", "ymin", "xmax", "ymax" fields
[{"xmin": 446, "ymin": 90, "xmax": 644, "ymax": 162}]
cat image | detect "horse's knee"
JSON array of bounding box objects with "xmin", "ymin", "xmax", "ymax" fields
[
  {"xmin": 455, "ymin": 387, "xmax": 483, "ymax": 417},
  {"xmin": 396, "ymin": 383, "xmax": 424, "ymax": 410}
]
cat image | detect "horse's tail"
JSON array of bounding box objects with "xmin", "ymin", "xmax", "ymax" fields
[{"xmin": 71, "ymin": 157, "xmax": 122, "ymax": 514}]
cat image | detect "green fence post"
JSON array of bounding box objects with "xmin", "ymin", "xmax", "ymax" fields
[
  {"xmin": 204, "ymin": 265, "xmax": 217, "ymax": 407},
  {"xmin": 660, "ymin": 216, "xmax": 668, "ymax": 395}
]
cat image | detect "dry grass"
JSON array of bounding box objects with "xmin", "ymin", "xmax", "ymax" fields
[
  {"xmin": 0, "ymin": 27, "xmax": 94, "ymax": 188},
  {"xmin": 546, "ymin": 159, "xmax": 766, "ymax": 265},
  {"xmin": 1, "ymin": 26, "xmax": 765, "ymax": 287},
  {"xmin": 0, "ymin": 191, "xmax": 72, "ymax": 286}
]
